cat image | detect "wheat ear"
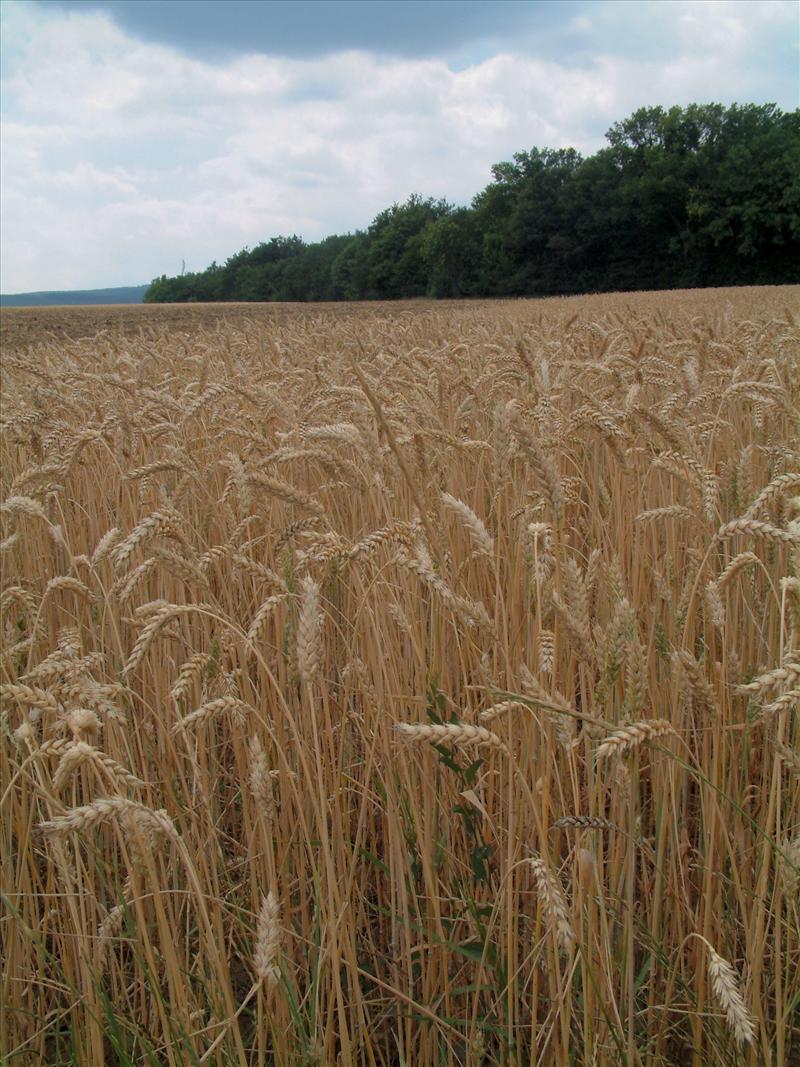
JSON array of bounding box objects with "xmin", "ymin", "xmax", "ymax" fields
[
  {"xmin": 297, "ymin": 575, "xmax": 321, "ymax": 684},
  {"xmin": 395, "ymin": 721, "xmax": 508, "ymax": 754},
  {"xmin": 706, "ymin": 945, "xmax": 756, "ymax": 1046},
  {"xmin": 528, "ymin": 853, "xmax": 575, "ymax": 952},
  {"xmin": 39, "ymin": 796, "xmax": 178, "ymax": 843},
  {"xmin": 595, "ymin": 719, "xmax": 676, "ymax": 762},
  {"xmin": 441, "ymin": 492, "xmax": 494, "ymax": 557},
  {"xmin": 254, "ymin": 891, "xmax": 282, "ymax": 988},
  {"xmin": 716, "ymin": 518, "xmax": 799, "ymax": 545}
]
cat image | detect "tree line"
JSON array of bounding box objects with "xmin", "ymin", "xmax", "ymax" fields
[{"xmin": 144, "ymin": 103, "xmax": 799, "ymax": 303}]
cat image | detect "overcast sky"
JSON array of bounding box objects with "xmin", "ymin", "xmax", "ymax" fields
[{"xmin": 1, "ymin": 0, "xmax": 797, "ymax": 292}]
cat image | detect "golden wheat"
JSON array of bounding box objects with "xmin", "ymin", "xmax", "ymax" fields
[{"xmin": 2, "ymin": 289, "xmax": 798, "ymax": 1066}]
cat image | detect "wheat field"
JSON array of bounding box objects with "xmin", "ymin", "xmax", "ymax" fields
[{"xmin": 1, "ymin": 289, "xmax": 798, "ymax": 1066}]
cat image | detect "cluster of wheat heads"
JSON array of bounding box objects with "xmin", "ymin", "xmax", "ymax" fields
[{"xmin": 1, "ymin": 291, "xmax": 798, "ymax": 1066}]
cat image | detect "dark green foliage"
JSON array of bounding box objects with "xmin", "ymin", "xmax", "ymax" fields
[{"xmin": 144, "ymin": 103, "xmax": 799, "ymax": 304}]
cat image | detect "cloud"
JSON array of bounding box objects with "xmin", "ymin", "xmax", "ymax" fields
[
  {"xmin": 31, "ymin": 0, "xmax": 800, "ymax": 73},
  {"xmin": 2, "ymin": 0, "xmax": 797, "ymax": 290},
  {"xmin": 31, "ymin": 0, "xmax": 548, "ymax": 62}
]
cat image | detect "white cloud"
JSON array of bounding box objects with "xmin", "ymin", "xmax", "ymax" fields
[{"xmin": 1, "ymin": 0, "xmax": 797, "ymax": 291}]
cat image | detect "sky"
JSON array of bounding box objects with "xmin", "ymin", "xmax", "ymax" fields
[{"xmin": 1, "ymin": 0, "xmax": 798, "ymax": 293}]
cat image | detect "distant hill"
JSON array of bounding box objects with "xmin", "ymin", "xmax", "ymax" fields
[{"xmin": 0, "ymin": 285, "xmax": 148, "ymax": 307}]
